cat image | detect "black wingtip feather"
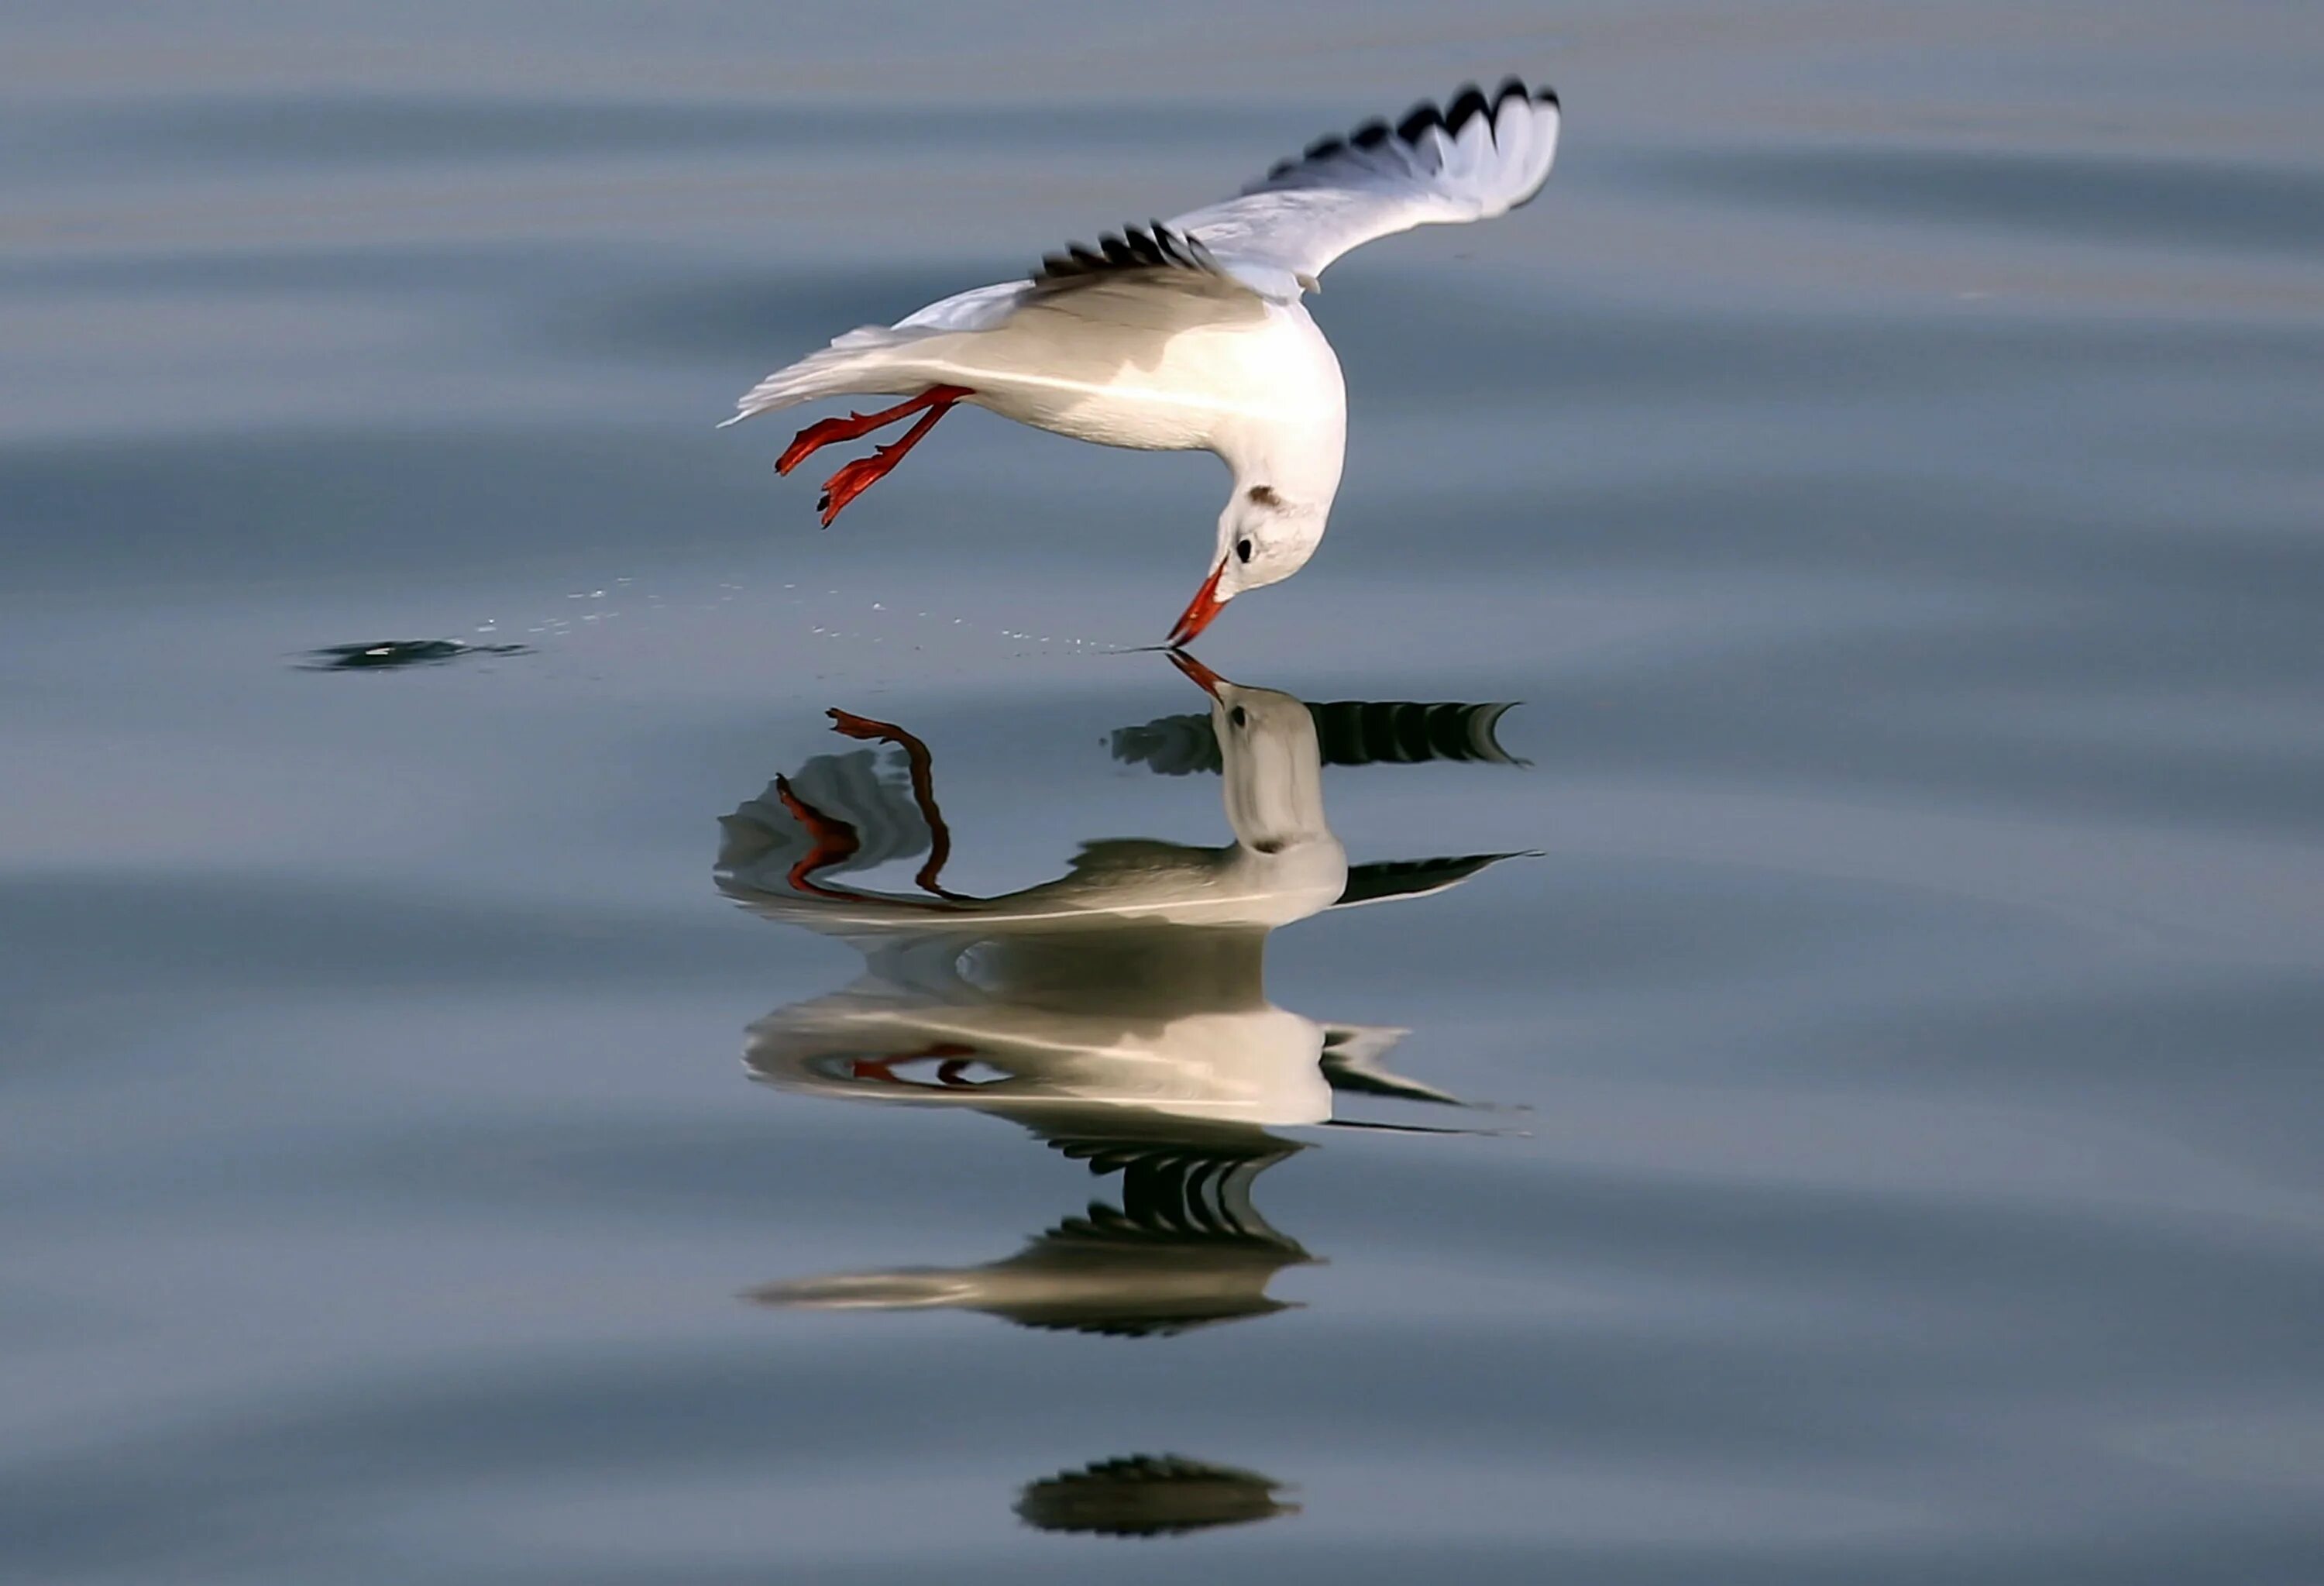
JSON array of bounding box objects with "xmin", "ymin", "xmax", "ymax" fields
[
  {"xmin": 1035, "ymin": 221, "xmax": 1221, "ymax": 286},
  {"xmin": 1444, "ymin": 84, "xmax": 1493, "ymax": 134},
  {"xmin": 1396, "ymin": 100, "xmax": 1445, "ymax": 143},
  {"xmin": 1253, "ymin": 76, "xmax": 1560, "ymax": 191}
]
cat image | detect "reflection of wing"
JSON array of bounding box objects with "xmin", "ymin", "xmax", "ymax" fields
[
  {"xmin": 1334, "ymin": 852, "xmax": 1528, "ymax": 908},
  {"xmin": 1110, "ymin": 711, "xmax": 1225, "ymax": 776},
  {"xmin": 749, "ymin": 1226, "xmax": 1307, "ymax": 1339},
  {"xmin": 715, "ymin": 748, "xmax": 929, "ymax": 889},
  {"xmin": 1040, "ymin": 1120, "xmax": 1306, "ymax": 1249},
  {"xmin": 1320, "ymin": 1024, "xmax": 1466, "ymax": 1106},
  {"xmin": 1016, "ymin": 1454, "xmax": 1298, "ymax": 1537},
  {"xmin": 1113, "ymin": 700, "xmax": 1523, "ymax": 775},
  {"xmin": 751, "ymin": 1122, "xmax": 1314, "ymax": 1338},
  {"xmin": 1308, "ymin": 700, "xmax": 1526, "ymax": 767}
]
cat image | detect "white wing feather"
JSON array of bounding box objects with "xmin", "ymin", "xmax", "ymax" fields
[
  {"xmin": 1170, "ymin": 79, "xmax": 1561, "ymax": 298},
  {"xmin": 725, "ymin": 77, "xmax": 1559, "ymax": 425}
]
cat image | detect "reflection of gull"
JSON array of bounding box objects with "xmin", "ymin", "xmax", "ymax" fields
[
  {"xmin": 723, "ymin": 80, "xmax": 1561, "ymax": 645},
  {"xmin": 720, "ymin": 659, "xmax": 1344, "ymax": 940},
  {"xmin": 722, "ymin": 655, "xmax": 1524, "ymax": 1335}
]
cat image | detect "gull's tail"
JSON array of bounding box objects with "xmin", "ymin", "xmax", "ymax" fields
[
  {"xmin": 719, "ymin": 327, "xmax": 923, "ymax": 428},
  {"xmin": 720, "ymin": 280, "xmax": 1027, "ymax": 428}
]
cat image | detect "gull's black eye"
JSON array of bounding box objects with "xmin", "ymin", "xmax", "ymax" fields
[
  {"xmin": 1229, "ymin": 706, "xmax": 1248, "ymax": 728},
  {"xmin": 1235, "ymin": 538, "xmax": 1253, "ymax": 563}
]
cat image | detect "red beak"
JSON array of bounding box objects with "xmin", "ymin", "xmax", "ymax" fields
[
  {"xmin": 1167, "ymin": 649, "xmax": 1227, "ymax": 699},
  {"xmin": 1166, "ymin": 559, "xmax": 1229, "ymax": 649}
]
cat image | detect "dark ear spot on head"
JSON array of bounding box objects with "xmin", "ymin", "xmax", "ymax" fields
[
  {"xmin": 1246, "ymin": 484, "xmax": 1282, "ymax": 508},
  {"xmin": 1235, "ymin": 538, "xmax": 1253, "ymax": 563}
]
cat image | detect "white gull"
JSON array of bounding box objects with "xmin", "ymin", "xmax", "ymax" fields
[{"xmin": 724, "ymin": 77, "xmax": 1563, "ymax": 643}]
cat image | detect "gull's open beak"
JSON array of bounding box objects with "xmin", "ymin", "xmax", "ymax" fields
[
  {"xmin": 1167, "ymin": 648, "xmax": 1227, "ymax": 699},
  {"xmin": 1166, "ymin": 559, "xmax": 1229, "ymax": 648}
]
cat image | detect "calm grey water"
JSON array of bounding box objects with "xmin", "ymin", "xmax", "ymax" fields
[{"xmin": 5, "ymin": 5, "xmax": 2322, "ymax": 1581}]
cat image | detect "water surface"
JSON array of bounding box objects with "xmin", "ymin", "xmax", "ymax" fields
[{"xmin": 4, "ymin": 4, "xmax": 2322, "ymax": 1581}]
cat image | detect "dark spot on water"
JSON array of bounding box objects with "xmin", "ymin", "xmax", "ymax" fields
[
  {"xmin": 1015, "ymin": 1454, "xmax": 1296, "ymax": 1538},
  {"xmin": 304, "ymin": 638, "xmax": 530, "ymax": 671}
]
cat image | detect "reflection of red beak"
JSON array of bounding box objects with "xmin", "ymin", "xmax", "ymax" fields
[
  {"xmin": 1166, "ymin": 559, "xmax": 1229, "ymax": 649},
  {"xmin": 1167, "ymin": 648, "xmax": 1227, "ymax": 699}
]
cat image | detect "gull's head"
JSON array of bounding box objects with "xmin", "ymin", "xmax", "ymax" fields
[{"xmin": 1167, "ymin": 483, "xmax": 1329, "ymax": 647}]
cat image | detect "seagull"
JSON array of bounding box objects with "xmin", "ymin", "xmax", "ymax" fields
[{"xmin": 723, "ymin": 77, "xmax": 1563, "ymax": 644}]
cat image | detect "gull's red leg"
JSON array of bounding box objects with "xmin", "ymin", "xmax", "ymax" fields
[
  {"xmin": 827, "ymin": 709, "xmax": 967, "ymax": 900},
  {"xmin": 777, "ymin": 385, "xmax": 972, "ymax": 476},
  {"xmin": 772, "ymin": 774, "xmax": 863, "ymax": 900},
  {"xmin": 816, "ymin": 390, "xmax": 969, "ymax": 527}
]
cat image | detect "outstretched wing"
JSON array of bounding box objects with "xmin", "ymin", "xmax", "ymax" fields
[{"xmin": 1168, "ymin": 78, "xmax": 1561, "ymax": 299}]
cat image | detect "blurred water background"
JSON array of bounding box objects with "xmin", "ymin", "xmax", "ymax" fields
[{"xmin": 3, "ymin": 3, "xmax": 2322, "ymax": 1581}]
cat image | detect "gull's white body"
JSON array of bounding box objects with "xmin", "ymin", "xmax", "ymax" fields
[
  {"xmin": 818, "ymin": 282, "xmax": 1343, "ymax": 456},
  {"xmin": 726, "ymin": 78, "xmax": 1562, "ymax": 637}
]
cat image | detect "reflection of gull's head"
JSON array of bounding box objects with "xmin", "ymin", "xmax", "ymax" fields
[{"xmin": 1212, "ymin": 676, "xmax": 1329, "ymax": 858}]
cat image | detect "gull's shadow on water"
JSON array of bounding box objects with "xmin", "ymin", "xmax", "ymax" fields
[
  {"xmin": 711, "ymin": 652, "xmax": 1528, "ymax": 1523},
  {"xmin": 301, "ymin": 638, "xmax": 530, "ymax": 671}
]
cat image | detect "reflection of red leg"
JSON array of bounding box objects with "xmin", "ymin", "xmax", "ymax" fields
[
  {"xmin": 777, "ymin": 385, "xmax": 973, "ymax": 477},
  {"xmin": 850, "ymin": 1041, "xmax": 976, "ymax": 1084},
  {"xmin": 816, "ymin": 388, "xmax": 970, "ymax": 526},
  {"xmin": 827, "ymin": 709, "xmax": 967, "ymax": 900},
  {"xmin": 772, "ymin": 775, "xmax": 862, "ymax": 899}
]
